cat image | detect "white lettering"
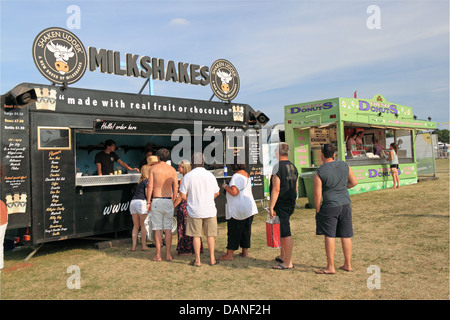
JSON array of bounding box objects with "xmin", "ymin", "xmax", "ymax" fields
[{"xmin": 366, "ymin": 5, "xmax": 381, "ymax": 30}]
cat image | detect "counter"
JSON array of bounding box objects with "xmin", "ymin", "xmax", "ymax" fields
[
  {"xmin": 346, "ymin": 158, "xmax": 414, "ymax": 166},
  {"xmin": 75, "ymin": 171, "xmax": 233, "ymax": 187},
  {"xmin": 76, "ymin": 173, "xmax": 141, "ymax": 187}
]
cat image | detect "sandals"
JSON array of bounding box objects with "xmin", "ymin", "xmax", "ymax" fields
[
  {"xmin": 315, "ymin": 269, "xmax": 335, "ymax": 275},
  {"xmin": 189, "ymin": 260, "xmax": 201, "ymax": 267},
  {"xmin": 272, "ymin": 264, "xmax": 294, "ymax": 270},
  {"xmin": 189, "ymin": 259, "xmax": 220, "ymax": 267},
  {"xmin": 209, "ymin": 260, "xmax": 220, "ymax": 266}
]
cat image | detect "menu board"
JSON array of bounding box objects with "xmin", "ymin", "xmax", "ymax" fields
[
  {"xmin": 42, "ymin": 149, "xmax": 73, "ymax": 238},
  {"xmin": 248, "ymin": 128, "xmax": 260, "ymax": 164},
  {"xmin": 1, "ymin": 105, "xmax": 31, "ymax": 228},
  {"xmin": 247, "ymin": 129, "xmax": 263, "ymax": 199},
  {"xmin": 310, "ymin": 128, "xmax": 330, "ymax": 147}
]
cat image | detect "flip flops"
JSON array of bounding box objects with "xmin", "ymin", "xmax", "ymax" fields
[
  {"xmin": 209, "ymin": 260, "xmax": 220, "ymax": 266},
  {"xmin": 189, "ymin": 260, "xmax": 201, "ymax": 267},
  {"xmin": 315, "ymin": 269, "xmax": 335, "ymax": 275},
  {"xmin": 189, "ymin": 259, "xmax": 220, "ymax": 267},
  {"xmin": 272, "ymin": 264, "xmax": 294, "ymax": 270},
  {"xmin": 339, "ymin": 266, "xmax": 352, "ymax": 272}
]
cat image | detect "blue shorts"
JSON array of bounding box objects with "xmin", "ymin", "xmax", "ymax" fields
[{"xmin": 315, "ymin": 204, "xmax": 353, "ymax": 238}]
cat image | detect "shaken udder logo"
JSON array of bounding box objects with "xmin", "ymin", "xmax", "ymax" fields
[
  {"xmin": 210, "ymin": 59, "xmax": 240, "ymax": 102},
  {"xmin": 32, "ymin": 27, "xmax": 87, "ymax": 85}
]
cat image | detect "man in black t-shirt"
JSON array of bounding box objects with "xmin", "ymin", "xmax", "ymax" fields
[
  {"xmin": 94, "ymin": 139, "xmax": 139, "ymax": 175},
  {"xmin": 269, "ymin": 142, "xmax": 298, "ymax": 270}
]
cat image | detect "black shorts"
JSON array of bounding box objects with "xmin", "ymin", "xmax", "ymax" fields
[
  {"xmin": 226, "ymin": 216, "xmax": 254, "ymax": 250},
  {"xmin": 315, "ymin": 204, "xmax": 353, "ymax": 238},
  {"xmin": 390, "ymin": 164, "xmax": 399, "ymax": 169},
  {"xmin": 275, "ymin": 204, "xmax": 295, "ymax": 238}
]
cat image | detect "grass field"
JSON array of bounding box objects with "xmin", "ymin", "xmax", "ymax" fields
[{"xmin": 1, "ymin": 159, "xmax": 448, "ymax": 301}]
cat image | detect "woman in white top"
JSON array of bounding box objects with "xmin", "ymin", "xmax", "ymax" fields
[{"xmin": 219, "ymin": 160, "xmax": 258, "ymax": 261}]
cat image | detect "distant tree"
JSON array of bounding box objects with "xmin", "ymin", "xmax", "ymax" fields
[{"xmin": 433, "ymin": 129, "xmax": 450, "ymax": 143}]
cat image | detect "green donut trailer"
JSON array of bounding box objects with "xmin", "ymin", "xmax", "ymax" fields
[{"xmin": 284, "ymin": 94, "xmax": 437, "ymax": 203}]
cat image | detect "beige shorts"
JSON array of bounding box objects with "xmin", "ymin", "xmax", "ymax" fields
[
  {"xmin": 151, "ymin": 198, "xmax": 174, "ymax": 230},
  {"xmin": 186, "ymin": 215, "xmax": 218, "ymax": 237}
]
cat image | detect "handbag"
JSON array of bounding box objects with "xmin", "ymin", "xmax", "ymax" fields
[{"xmin": 266, "ymin": 214, "xmax": 281, "ymax": 248}]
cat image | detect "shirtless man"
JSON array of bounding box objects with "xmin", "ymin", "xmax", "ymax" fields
[{"xmin": 146, "ymin": 148, "xmax": 178, "ymax": 261}]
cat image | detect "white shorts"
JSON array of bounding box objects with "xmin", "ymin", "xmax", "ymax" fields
[
  {"xmin": 151, "ymin": 198, "xmax": 174, "ymax": 230},
  {"xmin": 130, "ymin": 199, "xmax": 148, "ymax": 215},
  {"xmin": 0, "ymin": 223, "xmax": 7, "ymax": 270}
]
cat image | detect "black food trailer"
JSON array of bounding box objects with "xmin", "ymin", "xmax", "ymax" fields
[{"xmin": 1, "ymin": 83, "xmax": 266, "ymax": 246}]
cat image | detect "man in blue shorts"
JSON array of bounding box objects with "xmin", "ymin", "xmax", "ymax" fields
[{"xmin": 314, "ymin": 143, "xmax": 358, "ymax": 274}]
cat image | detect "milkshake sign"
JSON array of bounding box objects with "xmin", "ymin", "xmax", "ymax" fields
[{"xmin": 32, "ymin": 27, "xmax": 240, "ymax": 101}]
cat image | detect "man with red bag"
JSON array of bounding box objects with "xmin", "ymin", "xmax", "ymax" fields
[{"xmin": 269, "ymin": 143, "xmax": 298, "ymax": 270}]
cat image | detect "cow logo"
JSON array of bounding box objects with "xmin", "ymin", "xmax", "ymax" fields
[
  {"xmin": 210, "ymin": 59, "xmax": 240, "ymax": 102},
  {"xmin": 32, "ymin": 27, "xmax": 87, "ymax": 85}
]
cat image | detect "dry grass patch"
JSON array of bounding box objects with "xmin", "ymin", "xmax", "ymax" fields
[{"xmin": 1, "ymin": 159, "xmax": 448, "ymax": 300}]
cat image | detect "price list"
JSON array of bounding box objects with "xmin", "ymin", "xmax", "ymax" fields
[
  {"xmin": 1, "ymin": 107, "xmax": 30, "ymax": 225},
  {"xmin": 43, "ymin": 150, "xmax": 71, "ymax": 238}
]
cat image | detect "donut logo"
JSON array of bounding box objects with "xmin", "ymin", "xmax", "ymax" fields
[
  {"xmin": 210, "ymin": 59, "xmax": 240, "ymax": 102},
  {"xmin": 32, "ymin": 27, "xmax": 87, "ymax": 85}
]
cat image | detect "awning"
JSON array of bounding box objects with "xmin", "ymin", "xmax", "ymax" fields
[
  {"xmin": 318, "ymin": 122, "xmax": 336, "ymax": 128},
  {"xmin": 344, "ymin": 122, "xmax": 414, "ymax": 130}
]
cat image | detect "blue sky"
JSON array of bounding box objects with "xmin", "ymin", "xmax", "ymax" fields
[{"xmin": 1, "ymin": 0, "xmax": 449, "ymax": 128}]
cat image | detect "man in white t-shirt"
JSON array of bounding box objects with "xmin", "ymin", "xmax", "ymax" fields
[{"xmin": 179, "ymin": 153, "xmax": 220, "ymax": 267}]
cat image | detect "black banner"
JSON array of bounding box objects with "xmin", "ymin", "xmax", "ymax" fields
[{"xmin": 24, "ymin": 83, "xmax": 248, "ymax": 124}]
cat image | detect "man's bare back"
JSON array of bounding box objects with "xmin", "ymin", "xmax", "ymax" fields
[{"xmin": 147, "ymin": 161, "xmax": 178, "ymax": 200}]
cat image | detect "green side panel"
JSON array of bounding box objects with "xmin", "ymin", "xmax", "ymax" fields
[
  {"xmin": 349, "ymin": 163, "xmax": 417, "ymax": 194},
  {"xmin": 293, "ymin": 128, "xmax": 310, "ymax": 169},
  {"xmin": 349, "ymin": 178, "xmax": 417, "ymax": 195}
]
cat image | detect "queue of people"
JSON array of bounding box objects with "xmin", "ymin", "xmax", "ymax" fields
[
  {"xmin": 0, "ymin": 141, "xmax": 358, "ymax": 275},
  {"xmin": 123, "ymin": 142, "xmax": 360, "ymax": 274}
]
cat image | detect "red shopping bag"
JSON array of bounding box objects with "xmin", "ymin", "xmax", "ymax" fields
[{"xmin": 266, "ymin": 215, "xmax": 281, "ymax": 248}]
